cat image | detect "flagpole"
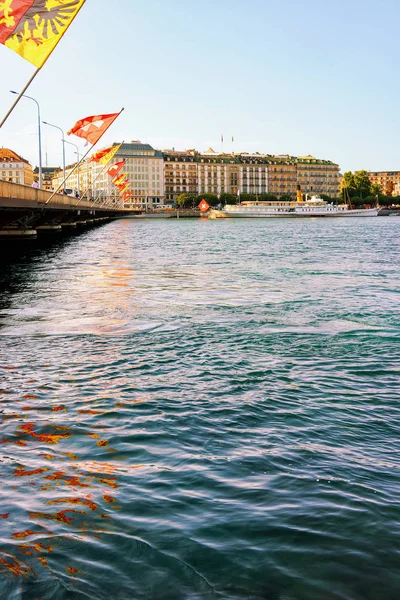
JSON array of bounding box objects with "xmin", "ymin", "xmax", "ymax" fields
[
  {"xmin": 44, "ymin": 108, "xmax": 124, "ymax": 205},
  {"xmin": 76, "ymin": 141, "xmax": 124, "ymax": 207},
  {"xmin": 0, "ymin": 69, "xmax": 40, "ymax": 129},
  {"xmin": 0, "ymin": 2, "xmax": 87, "ymax": 129},
  {"xmin": 76, "ymin": 158, "xmax": 113, "ymax": 207}
]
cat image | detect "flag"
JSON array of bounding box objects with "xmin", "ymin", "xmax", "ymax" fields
[
  {"xmin": 113, "ymin": 173, "xmax": 126, "ymax": 186},
  {"xmin": 232, "ymin": 136, "xmax": 234, "ymax": 143},
  {"xmin": 90, "ymin": 144, "xmax": 120, "ymax": 164},
  {"xmin": 98, "ymin": 144, "xmax": 121, "ymax": 165},
  {"xmin": 117, "ymin": 179, "xmax": 129, "ymax": 190},
  {"xmin": 108, "ymin": 160, "xmax": 125, "ymax": 178},
  {"xmin": 0, "ymin": 0, "xmax": 86, "ymax": 68},
  {"xmin": 221, "ymin": 134, "xmax": 224, "ymax": 143},
  {"xmin": 199, "ymin": 199, "xmax": 210, "ymax": 212},
  {"xmin": 119, "ymin": 183, "xmax": 130, "ymax": 195},
  {"xmin": 67, "ymin": 112, "xmax": 120, "ymax": 145}
]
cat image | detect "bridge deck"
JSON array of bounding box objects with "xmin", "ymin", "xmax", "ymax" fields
[{"xmin": 0, "ymin": 181, "xmax": 128, "ymax": 212}]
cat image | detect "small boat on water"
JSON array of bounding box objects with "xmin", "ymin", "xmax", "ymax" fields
[{"xmin": 208, "ymin": 188, "xmax": 378, "ymax": 219}]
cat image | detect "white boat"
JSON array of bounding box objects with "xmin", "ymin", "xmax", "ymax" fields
[{"xmin": 209, "ymin": 194, "xmax": 378, "ymax": 219}]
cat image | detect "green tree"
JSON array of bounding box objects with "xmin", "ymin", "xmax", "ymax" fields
[
  {"xmin": 219, "ymin": 193, "xmax": 237, "ymax": 205},
  {"xmin": 353, "ymin": 170, "xmax": 371, "ymax": 199},
  {"xmin": 370, "ymin": 183, "xmax": 381, "ymax": 197},
  {"xmin": 176, "ymin": 193, "xmax": 197, "ymax": 208},
  {"xmin": 196, "ymin": 193, "xmax": 219, "ymax": 207},
  {"xmin": 239, "ymin": 193, "xmax": 256, "ymax": 203},
  {"xmin": 279, "ymin": 194, "xmax": 293, "ymax": 202},
  {"xmin": 259, "ymin": 193, "xmax": 278, "ymax": 202},
  {"xmin": 342, "ymin": 171, "xmax": 356, "ymax": 198}
]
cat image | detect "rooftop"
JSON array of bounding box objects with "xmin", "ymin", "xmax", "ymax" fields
[{"xmin": 0, "ymin": 147, "xmax": 31, "ymax": 164}]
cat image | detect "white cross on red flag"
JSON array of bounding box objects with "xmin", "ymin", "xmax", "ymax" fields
[
  {"xmin": 67, "ymin": 112, "xmax": 121, "ymax": 145},
  {"xmin": 108, "ymin": 161, "xmax": 125, "ymax": 178},
  {"xmin": 199, "ymin": 199, "xmax": 210, "ymax": 212}
]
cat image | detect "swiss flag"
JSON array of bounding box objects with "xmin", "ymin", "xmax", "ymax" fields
[
  {"xmin": 108, "ymin": 161, "xmax": 125, "ymax": 177},
  {"xmin": 198, "ymin": 199, "xmax": 210, "ymax": 212},
  {"xmin": 67, "ymin": 112, "xmax": 120, "ymax": 145}
]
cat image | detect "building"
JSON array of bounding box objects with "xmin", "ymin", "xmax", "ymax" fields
[
  {"xmin": 368, "ymin": 171, "xmax": 400, "ymax": 196},
  {"xmin": 163, "ymin": 149, "xmax": 340, "ymax": 204},
  {"xmin": 163, "ymin": 149, "xmax": 198, "ymax": 203},
  {"xmin": 296, "ymin": 156, "xmax": 340, "ymax": 198},
  {"xmin": 91, "ymin": 141, "xmax": 164, "ymax": 209},
  {"xmin": 0, "ymin": 148, "xmax": 34, "ymax": 186},
  {"xmin": 33, "ymin": 166, "xmax": 60, "ymax": 191},
  {"xmin": 52, "ymin": 162, "xmax": 92, "ymax": 197},
  {"xmin": 268, "ymin": 159, "xmax": 297, "ymax": 198}
]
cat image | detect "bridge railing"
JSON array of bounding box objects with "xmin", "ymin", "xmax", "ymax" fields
[{"xmin": 0, "ymin": 180, "xmax": 127, "ymax": 210}]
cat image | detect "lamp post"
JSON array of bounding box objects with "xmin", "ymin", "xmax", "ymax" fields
[
  {"xmin": 43, "ymin": 121, "xmax": 66, "ymax": 192},
  {"xmin": 10, "ymin": 90, "xmax": 42, "ymax": 188},
  {"xmin": 64, "ymin": 139, "xmax": 80, "ymax": 196}
]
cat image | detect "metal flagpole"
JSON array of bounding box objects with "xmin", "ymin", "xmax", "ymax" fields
[
  {"xmin": 76, "ymin": 140, "xmax": 124, "ymax": 206},
  {"xmin": 76, "ymin": 158, "xmax": 115, "ymax": 207},
  {"xmin": 44, "ymin": 108, "xmax": 124, "ymax": 205},
  {"xmin": 1, "ymin": 69, "xmax": 40, "ymax": 129}
]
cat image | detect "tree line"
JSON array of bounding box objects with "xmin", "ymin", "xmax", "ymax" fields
[{"xmin": 342, "ymin": 170, "xmax": 398, "ymax": 207}]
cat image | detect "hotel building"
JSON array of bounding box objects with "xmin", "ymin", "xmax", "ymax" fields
[
  {"xmin": 92, "ymin": 142, "xmax": 164, "ymax": 209},
  {"xmin": 163, "ymin": 149, "xmax": 339, "ymax": 204}
]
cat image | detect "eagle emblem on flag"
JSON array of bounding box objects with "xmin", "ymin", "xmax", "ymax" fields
[{"xmin": 0, "ymin": 0, "xmax": 85, "ymax": 67}]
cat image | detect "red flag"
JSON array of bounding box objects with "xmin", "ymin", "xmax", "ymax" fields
[
  {"xmin": 67, "ymin": 112, "xmax": 120, "ymax": 145},
  {"xmin": 199, "ymin": 199, "xmax": 210, "ymax": 212},
  {"xmin": 108, "ymin": 161, "xmax": 125, "ymax": 178},
  {"xmin": 90, "ymin": 145, "xmax": 115, "ymax": 163},
  {"xmin": 117, "ymin": 178, "xmax": 129, "ymax": 190}
]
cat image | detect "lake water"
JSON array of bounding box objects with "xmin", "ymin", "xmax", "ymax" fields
[{"xmin": 0, "ymin": 217, "xmax": 399, "ymax": 599}]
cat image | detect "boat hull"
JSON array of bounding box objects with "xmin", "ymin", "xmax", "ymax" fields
[{"xmin": 210, "ymin": 208, "xmax": 378, "ymax": 218}]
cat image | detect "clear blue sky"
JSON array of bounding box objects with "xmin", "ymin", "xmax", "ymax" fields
[{"xmin": 1, "ymin": 0, "xmax": 399, "ymax": 173}]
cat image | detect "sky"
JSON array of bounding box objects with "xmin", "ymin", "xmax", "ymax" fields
[{"xmin": 1, "ymin": 0, "xmax": 399, "ymax": 173}]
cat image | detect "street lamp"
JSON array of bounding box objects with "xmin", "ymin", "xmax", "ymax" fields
[
  {"xmin": 64, "ymin": 139, "xmax": 80, "ymax": 196},
  {"xmin": 10, "ymin": 90, "xmax": 42, "ymax": 188},
  {"xmin": 42, "ymin": 121, "xmax": 66, "ymax": 192}
]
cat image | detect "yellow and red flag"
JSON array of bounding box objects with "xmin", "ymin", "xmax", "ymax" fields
[
  {"xmin": 118, "ymin": 183, "xmax": 130, "ymax": 196},
  {"xmin": 199, "ymin": 199, "xmax": 210, "ymax": 212},
  {"xmin": 90, "ymin": 144, "xmax": 121, "ymax": 162},
  {"xmin": 113, "ymin": 173, "xmax": 126, "ymax": 186},
  {"xmin": 67, "ymin": 112, "xmax": 120, "ymax": 145},
  {"xmin": 108, "ymin": 160, "xmax": 125, "ymax": 178},
  {"xmin": 116, "ymin": 178, "xmax": 129, "ymax": 190},
  {"xmin": 0, "ymin": 0, "xmax": 86, "ymax": 68}
]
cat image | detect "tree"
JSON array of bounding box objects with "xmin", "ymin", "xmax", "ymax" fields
[
  {"xmin": 220, "ymin": 193, "xmax": 237, "ymax": 205},
  {"xmin": 385, "ymin": 181, "xmax": 394, "ymax": 196},
  {"xmin": 259, "ymin": 193, "xmax": 278, "ymax": 202},
  {"xmin": 353, "ymin": 170, "xmax": 371, "ymax": 199},
  {"xmin": 196, "ymin": 193, "xmax": 219, "ymax": 207},
  {"xmin": 239, "ymin": 193, "xmax": 256, "ymax": 203},
  {"xmin": 371, "ymin": 183, "xmax": 381, "ymax": 197},
  {"xmin": 342, "ymin": 171, "xmax": 356, "ymax": 198},
  {"xmin": 279, "ymin": 194, "xmax": 293, "ymax": 202},
  {"xmin": 176, "ymin": 193, "xmax": 197, "ymax": 208}
]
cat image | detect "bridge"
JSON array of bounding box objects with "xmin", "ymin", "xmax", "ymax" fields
[{"xmin": 0, "ymin": 181, "xmax": 134, "ymax": 239}]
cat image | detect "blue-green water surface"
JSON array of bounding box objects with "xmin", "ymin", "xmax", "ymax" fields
[{"xmin": 0, "ymin": 217, "xmax": 399, "ymax": 599}]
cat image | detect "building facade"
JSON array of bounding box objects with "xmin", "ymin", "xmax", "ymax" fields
[
  {"xmin": 91, "ymin": 142, "xmax": 164, "ymax": 209},
  {"xmin": 0, "ymin": 148, "xmax": 33, "ymax": 186},
  {"xmin": 34, "ymin": 166, "xmax": 60, "ymax": 191},
  {"xmin": 296, "ymin": 156, "xmax": 340, "ymax": 198},
  {"xmin": 163, "ymin": 149, "xmax": 339, "ymax": 204},
  {"xmin": 368, "ymin": 171, "xmax": 400, "ymax": 196}
]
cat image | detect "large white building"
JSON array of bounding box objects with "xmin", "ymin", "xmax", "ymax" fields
[{"xmin": 91, "ymin": 141, "xmax": 164, "ymax": 209}]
